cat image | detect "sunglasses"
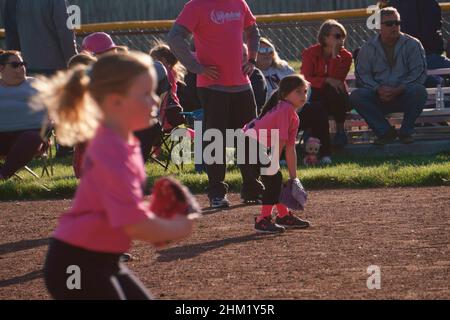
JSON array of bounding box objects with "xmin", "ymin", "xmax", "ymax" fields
[
  {"xmin": 258, "ymin": 47, "xmax": 274, "ymax": 54},
  {"xmin": 330, "ymin": 33, "xmax": 345, "ymax": 40},
  {"xmin": 382, "ymin": 20, "xmax": 401, "ymax": 27},
  {"xmin": 3, "ymin": 61, "xmax": 27, "ymax": 69}
]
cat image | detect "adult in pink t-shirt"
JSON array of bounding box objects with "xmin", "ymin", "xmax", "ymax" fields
[{"xmin": 168, "ymin": 0, "xmax": 264, "ymax": 208}]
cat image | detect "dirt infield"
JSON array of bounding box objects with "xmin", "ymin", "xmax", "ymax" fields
[{"xmin": 1, "ymin": 187, "xmax": 449, "ymax": 300}]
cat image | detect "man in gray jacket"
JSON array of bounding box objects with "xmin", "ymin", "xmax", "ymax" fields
[
  {"xmin": 350, "ymin": 7, "xmax": 427, "ymax": 145},
  {"xmin": 13, "ymin": 0, "xmax": 78, "ymax": 75}
]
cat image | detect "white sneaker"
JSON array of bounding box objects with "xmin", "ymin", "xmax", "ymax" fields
[
  {"xmin": 320, "ymin": 156, "xmax": 332, "ymax": 165},
  {"xmin": 210, "ymin": 196, "xmax": 230, "ymax": 209}
]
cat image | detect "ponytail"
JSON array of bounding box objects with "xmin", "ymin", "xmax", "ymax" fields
[
  {"xmin": 259, "ymin": 89, "xmax": 281, "ymax": 118},
  {"xmin": 32, "ymin": 66, "xmax": 101, "ymax": 146},
  {"xmin": 32, "ymin": 51, "xmax": 154, "ymax": 146}
]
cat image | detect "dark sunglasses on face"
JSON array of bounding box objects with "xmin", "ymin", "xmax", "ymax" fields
[
  {"xmin": 3, "ymin": 61, "xmax": 27, "ymax": 69},
  {"xmin": 258, "ymin": 47, "xmax": 274, "ymax": 54},
  {"xmin": 330, "ymin": 33, "xmax": 345, "ymax": 40},
  {"xmin": 382, "ymin": 20, "xmax": 401, "ymax": 27}
]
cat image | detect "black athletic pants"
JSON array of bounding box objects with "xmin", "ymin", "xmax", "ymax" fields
[
  {"xmin": 197, "ymin": 88, "xmax": 264, "ymax": 199},
  {"xmin": 44, "ymin": 238, "xmax": 152, "ymax": 300}
]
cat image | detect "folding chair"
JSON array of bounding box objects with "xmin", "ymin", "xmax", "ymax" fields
[
  {"xmin": 180, "ymin": 109, "xmax": 205, "ymax": 173},
  {"xmin": 0, "ymin": 127, "xmax": 55, "ymax": 191},
  {"xmin": 148, "ymin": 91, "xmax": 194, "ymax": 172}
]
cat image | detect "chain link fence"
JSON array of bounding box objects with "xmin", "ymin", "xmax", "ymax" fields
[
  {"xmin": 71, "ymin": 11, "xmax": 450, "ymax": 62},
  {"xmin": 2, "ymin": 11, "xmax": 450, "ymax": 62}
]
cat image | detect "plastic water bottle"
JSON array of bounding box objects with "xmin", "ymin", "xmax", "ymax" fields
[{"xmin": 436, "ymin": 84, "xmax": 445, "ymax": 110}]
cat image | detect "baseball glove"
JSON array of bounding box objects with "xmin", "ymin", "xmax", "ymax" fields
[
  {"xmin": 149, "ymin": 177, "xmax": 201, "ymax": 219},
  {"xmin": 279, "ymin": 178, "xmax": 308, "ymax": 211}
]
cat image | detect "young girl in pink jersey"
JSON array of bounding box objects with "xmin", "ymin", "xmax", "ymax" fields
[
  {"xmin": 149, "ymin": 43, "xmax": 186, "ymax": 134},
  {"xmin": 35, "ymin": 52, "xmax": 195, "ymax": 299},
  {"xmin": 244, "ymin": 74, "xmax": 311, "ymax": 233}
]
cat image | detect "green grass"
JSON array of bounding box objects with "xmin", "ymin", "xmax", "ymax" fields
[{"xmin": 1, "ymin": 151, "xmax": 449, "ymax": 201}]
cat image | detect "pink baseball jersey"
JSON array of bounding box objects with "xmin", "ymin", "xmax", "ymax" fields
[
  {"xmin": 53, "ymin": 125, "xmax": 152, "ymax": 253},
  {"xmin": 243, "ymin": 100, "xmax": 300, "ymax": 147},
  {"xmin": 175, "ymin": 0, "xmax": 256, "ymax": 87}
]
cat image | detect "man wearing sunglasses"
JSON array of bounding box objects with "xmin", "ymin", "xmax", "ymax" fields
[
  {"xmin": 378, "ymin": 0, "xmax": 449, "ymax": 70},
  {"xmin": 350, "ymin": 7, "xmax": 427, "ymax": 145}
]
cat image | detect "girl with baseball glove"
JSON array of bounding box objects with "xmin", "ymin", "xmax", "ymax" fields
[
  {"xmin": 243, "ymin": 74, "xmax": 310, "ymax": 234},
  {"xmin": 33, "ymin": 52, "xmax": 199, "ymax": 299}
]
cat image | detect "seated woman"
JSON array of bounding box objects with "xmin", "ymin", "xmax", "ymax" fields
[
  {"xmin": 256, "ymin": 37, "xmax": 295, "ymax": 100},
  {"xmin": 301, "ymin": 19, "xmax": 353, "ymax": 148},
  {"xmin": 0, "ymin": 50, "xmax": 46, "ymax": 180},
  {"xmin": 149, "ymin": 42, "xmax": 186, "ymax": 131}
]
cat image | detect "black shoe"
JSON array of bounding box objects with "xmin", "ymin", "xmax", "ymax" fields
[
  {"xmin": 254, "ymin": 217, "xmax": 286, "ymax": 234},
  {"xmin": 399, "ymin": 134, "xmax": 414, "ymax": 144},
  {"xmin": 210, "ymin": 196, "xmax": 230, "ymax": 209},
  {"xmin": 374, "ymin": 128, "xmax": 398, "ymax": 145},
  {"xmin": 275, "ymin": 213, "xmax": 310, "ymax": 229}
]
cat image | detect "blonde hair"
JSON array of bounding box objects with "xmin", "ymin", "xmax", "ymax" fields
[
  {"xmin": 67, "ymin": 53, "xmax": 97, "ymax": 69},
  {"xmin": 32, "ymin": 51, "xmax": 155, "ymax": 146},
  {"xmin": 150, "ymin": 40, "xmax": 186, "ymax": 84},
  {"xmin": 259, "ymin": 37, "xmax": 290, "ymax": 69},
  {"xmin": 317, "ymin": 19, "xmax": 347, "ymax": 47}
]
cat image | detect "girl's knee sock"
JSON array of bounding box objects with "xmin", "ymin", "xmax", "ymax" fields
[
  {"xmin": 256, "ymin": 205, "xmax": 274, "ymax": 222},
  {"xmin": 276, "ymin": 204, "xmax": 290, "ymax": 218}
]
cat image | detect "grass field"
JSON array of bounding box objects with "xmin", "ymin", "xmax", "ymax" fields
[{"xmin": 1, "ymin": 150, "xmax": 449, "ymax": 201}]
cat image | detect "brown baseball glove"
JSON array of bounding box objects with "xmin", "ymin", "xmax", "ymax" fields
[{"xmin": 149, "ymin": 177, "xmax": 201, "ymax": 219}]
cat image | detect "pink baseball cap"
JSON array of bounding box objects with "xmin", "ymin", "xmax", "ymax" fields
[{"xmin": 82, "ymin": 32, "xmax": 119, "ymax": 55}]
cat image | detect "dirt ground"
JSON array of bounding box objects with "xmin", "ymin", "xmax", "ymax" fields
[{"xmin": 1, "ymin": 187, "xmax": 449, "ymax": 300}]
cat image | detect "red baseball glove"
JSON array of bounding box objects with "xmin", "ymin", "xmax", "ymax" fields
[{"xmin": 149, "ymin": 177, "xmax": 201, "ymax": 219}]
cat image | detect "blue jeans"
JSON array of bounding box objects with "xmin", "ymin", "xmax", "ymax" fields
[{"xmin": 349, "ymin": 84, "xmax": 427, "ymax": 137}]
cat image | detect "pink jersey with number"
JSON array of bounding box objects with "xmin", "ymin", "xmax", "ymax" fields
[
  {"xmin": 175, "ymin": 0, "xmax": 256, "ymax": 87},
  {"xmin": 243, "ymin": 100, "xmax": 300, "ymax": 147},
  {"xmin": 53, "ymin": 125, "xmax": 152, "ymax": 253}
]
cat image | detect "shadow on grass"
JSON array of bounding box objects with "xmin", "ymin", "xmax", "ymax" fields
[
  {"xmin": 156, "ymin": 233, "xmax": 280, "ymax": 262},
  {"xmin": 0, "ymin": 270, "xmax": 43, "ymax": 288},
  {"xmin": 0, "ymin": 238, "xmax": 49, "ymax": 255}
]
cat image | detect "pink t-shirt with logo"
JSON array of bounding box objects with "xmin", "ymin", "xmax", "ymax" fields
[
  {"xmin": 175, "ymin": 0, "xmax": 256, "ymax": 87},
  {"xmin": 243, "ymin": 100, "xmax": 300, "ymax": 147},
  {"xmin": 53, "ymin": 126, "xmax": 152, "ymax": 253}
]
